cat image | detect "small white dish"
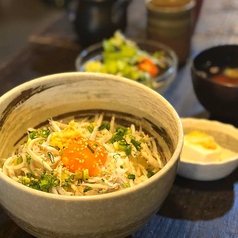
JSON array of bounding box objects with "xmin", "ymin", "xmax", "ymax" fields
[{"xmin": 177, "ymin": 118, "xmax": 238, "ymax": 181}]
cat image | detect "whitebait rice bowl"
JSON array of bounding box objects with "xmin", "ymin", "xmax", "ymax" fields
[{"xmin": 1, "ymin": 112, "xmax": 171, "ymax": 196}]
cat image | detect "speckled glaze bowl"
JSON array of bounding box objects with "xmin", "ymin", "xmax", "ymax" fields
[{"xmin": 0, "ymin": 72, "xmax": 183, "ymax": 238}]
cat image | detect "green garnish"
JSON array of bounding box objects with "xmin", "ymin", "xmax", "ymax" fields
[
  {"xmin": 124, "ymin": 145, "xmax": 132, "ymax": 155},
  {"xmin": 99, "ymin": 124, "xmax": 110, "ymax": 131},
  {"xmin": 19, "ymin": 170, "xmax": 59, "ymax": 192},
  {"xmin": 127, "ymin": 174, "xmax": 136, "ymax": 180},
  {"xmin": 147, "ymin": 171, "xmax": 155, "ymax": 178},
  {"xmin": 47, "ymin": 152, "xmax": 55, "ymax": 163},
  {"xmin": 87, "ymin": 144, "xmax": 95, "ymax": 154},
  {"xmin": 116, "ymin": 127, "xmax": 127, "ymax": 134},
  {"xmin": 110, "ymin": 127, "xmax": 125, "ymax": 142},
  {"xmin": 83, "ymin": 187, "xmax": 93, "ymax": 193},
  {"xmin": 111, "ymin": 134, "xmax": 123, "ymax": 143},
  {"xmin": 75, "ymin": 171, "xmax": 83, "ymax": 180},
  {"xmin": 29, "ymin": 129, "xmax": 51, "ymax": 139},
  {"xmin": 62, "ymin": 174, "xmax": 76, "ymax": 188},
  {"xmin": 118, "ymin": 139, "xmax": 128, "ymax": 149},
  {"xmin": 131, "ymin": 139, "xmax": 141, "ymax": 151},
  {"xmin": 26, "ymin": 154, "xmax": 31, "ymax": 164},
  {"xmin": 83, "ymin": 169, "xmax": 89, "ymax": 181},
  {"xmin": 26, "ymin": 172, "xmax": 36, "ymax": 178},
  {"xmin": 14, "ymin": 156, "xmax": 23, "ymax": 165},
  {"xmin": 87, "ymin": 125, "xmax": 93, "ymax": 133},
  {"xmin": 113, "ymin": 139, "xmax": 132, "ymax": 155},
  {"xmin": 122, "ymin": 183, "xmax": 130, "ymax": 188}
]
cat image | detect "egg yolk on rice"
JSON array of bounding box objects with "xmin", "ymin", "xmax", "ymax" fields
[{"xmin": 62, "ymin": 137, "xmax": 108, "ymax": 176}]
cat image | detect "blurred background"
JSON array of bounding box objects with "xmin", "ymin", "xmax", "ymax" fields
[
  {"xmin": 0, "ymin": 0, "xmax": 146, "ymax": 66},
  {"xmin": 0, "ymin": 0, "xmax": 202, "ymax": 67},
  {"xmin": 0, "ymin": 0, "xmax": 69, "ymax": 65}
]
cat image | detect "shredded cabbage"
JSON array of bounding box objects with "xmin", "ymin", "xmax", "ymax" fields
[{"xmin": 84, "ymin": 31, "xmax": 169, "ymax": 88}]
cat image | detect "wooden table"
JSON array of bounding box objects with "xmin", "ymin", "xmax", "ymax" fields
[{"xmin": 1, "ymin": 0, "xmax": 238, "ymax": 237}]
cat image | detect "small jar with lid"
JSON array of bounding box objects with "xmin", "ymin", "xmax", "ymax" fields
[{"xmin": 146, "ymin": 0, "xmax": 196, "ymax": 66}]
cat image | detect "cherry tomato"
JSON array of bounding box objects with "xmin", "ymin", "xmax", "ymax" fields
[{"xmin": 137, "ymin": 58, "xmax": 159, "ymax": 77}]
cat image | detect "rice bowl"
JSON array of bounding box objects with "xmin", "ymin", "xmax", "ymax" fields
[
  {"xmin": 1, "ymin": 112, "xmax": 172, "ymax": 196},
  {"xmin": 0, "ymin": 72, "xmax": 183, "ymax": 238}
]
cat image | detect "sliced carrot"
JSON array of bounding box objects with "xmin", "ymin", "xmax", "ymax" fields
[{"xmin": 137, "ymin": 58, "xmax": 159, "ymax": 77}]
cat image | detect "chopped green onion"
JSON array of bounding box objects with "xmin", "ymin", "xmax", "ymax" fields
[
  {"xmin": 125, "ymin": 128, "xmax": 132, "ymax": 135},
  {"xmin": 147, "ymin": 171, "xmax": 155, "ymax": 178},
  {"xmin": 87, "ymin": 144, "xmax": 95, "ymax": 154},
  {"xmin": 26, "ymin": 154, "xmax": 31, "ymax": 164},
  {"xmin": 118, "ymin": 139, "xmax": 128, "ymax": 149},
  {"xmin": 47, "ymin": 152, "xmax": 55, "ymax": 163},
  {"xmin": 29, "ymin": 129, "xmax": 50, "ymax": 139},
  {"xmin": 99, "ymin": 124, "xmax": 110, "ymax": 131},
  {"xmin": 14, "ymin": 156, "xmax": 23, "ymax": 165},
  {"xmin": 40, "ymin": 129, "xmax": 51, "ymax": 138},
  {"xmin": 131, "ymin": 139, "xmax": 141, "ymax": 151},
  {"xmin": 29, "ymin": 131, "xmax": 38, "ymax": 139},
  {"xmin": 110, "ymin": 134, "xmax": 124, "ymax": 143},
  {"xmin": 125, "ymin": 145, "xmax": 132, "ymax": 155},
  {"xmin": 83, "ymin": 169, "xmax": 89, "ymax": 181},
  {"xmin": 122, "ymin": 183, "xmax": 130, "ymax": 188},
  {"xmin": 20, "ymin": 170, "xmax": 59, "ymax": 192},
  {"xmin": 127, "ymin": 174, "xmax": 135, "ymax": 180},
  {"xmin": 26, "ymin": 172, "xmax": 36, "ymax": 178},
  {"xmin": 62, "ymin": 181, "xmax": 71, "ymax": 188},
  {"xmin": 116, "ymin": 127, "xmax": 126, "ymax": 134},
  {"xmin": 75, "ymin": 171, "xmax": 83, "ymax": 180},
  {"xmin": 19, "ymin": 177, "xmax": 31, "ymax": 184},
  {"xmin": 87, "ymin": 125, "xmax": 93, "ymax": 133},
  {"xmin": 83, "ymin": 187, "xmax": 93, "ymax": 193},
  {"xmin": 116, "ymin": 139, "xmax": 132, "ymax": 155}
]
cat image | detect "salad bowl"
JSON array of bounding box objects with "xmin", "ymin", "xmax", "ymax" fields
[{"xmin": 76, "ymin": 31, "xmax": 178, "ymax": 93}]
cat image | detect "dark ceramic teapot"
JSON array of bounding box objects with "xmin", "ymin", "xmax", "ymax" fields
[{"xmin": 73, "ymin": 0, "xmax": 131, "ymax": 46}]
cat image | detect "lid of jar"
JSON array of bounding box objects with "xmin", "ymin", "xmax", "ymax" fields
[{"xmin": 146, "ymin": 0, "xmax": 196, "ymax": 13}]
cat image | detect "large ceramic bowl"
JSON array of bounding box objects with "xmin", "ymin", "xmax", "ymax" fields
[
  {"xmin": 75, "ymin": 39, "xmax": 178, "ymax": 93},
  {"xmin": 191, "ymin": 44, "xmax": 238, "ymax": 126},
  {"xmin": 0, "ymin": 72, "xmax": 183, "ymax": 238}
]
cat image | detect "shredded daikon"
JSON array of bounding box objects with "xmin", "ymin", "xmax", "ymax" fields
[{"xmin": 0, "ymin": 113, "xmax": 167, "ymax": 196}]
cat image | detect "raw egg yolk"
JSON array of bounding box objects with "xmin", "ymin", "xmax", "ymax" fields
[{"xmin": 62, "ymin": 137, "xmax": 108, "ymax": 176}]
